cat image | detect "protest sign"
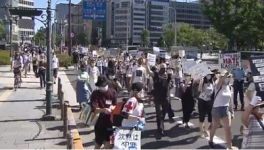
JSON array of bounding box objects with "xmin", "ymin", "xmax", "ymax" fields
[
  {"xmin": 147, "ymin": 53, "xmax": 156, "ymax": 66},
  {"xmin": 92, "ymin": 51, "xmax": 97, "ymax": 57},
  {"xmin": 137, "ymin": 51, "xmax": 143, "ymax": 58},
  {"xmin": 249, "ymin": 56, "xmax": 264, "ymax": 100},
  {"xmin": 182, "ymin": 60, "xmax": 196, "ymax": 73},
  {"xmin": 153, "ymin": 47, "xmax": 160, "ymax": 55},
  {"xmin": 109, "ymin": 48, "xmax": 118, "ymax": 57},
  {"xmin": 219, "ymin": 52, "xmax": 241, "ymax": 70},
  {"xmin": 189, "ymin": 62, "xmax": 211, "ymax": 80},
  {"xmin": 114, "ymin": 129, "xmax": 141, "ymax": 150},
  {"xmin": 179, "ymin": 50, "xmax": 185, "ymax": 57}
]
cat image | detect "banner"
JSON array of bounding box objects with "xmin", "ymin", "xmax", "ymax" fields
[
  {"xmin": 147, "ymin": 53, "xmax": 156, "ymax": 66},
  {"xmin": 189, "ymin": 62, "xmax": 211, "ymax": 80},
  {"xmin": 182, "ymin": 59, "xmax": 196, "ymax": 73},
  {"xmin": 219, "ymin": 53, "xmax": 241, "ymax": 70},
  {"xmin": 249, "ymin": 56, "xmax": 264, "ymax": 100},
  {"xmin": 113, "ymin": 129, "xmax": 141, "ymax": 150}
]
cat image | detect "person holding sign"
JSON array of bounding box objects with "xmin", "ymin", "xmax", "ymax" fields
[{"xmin": 209, "ymin": 70, "xmax": 235, "ymax": 149}]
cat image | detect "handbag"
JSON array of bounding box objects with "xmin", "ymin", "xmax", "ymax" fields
[
  {"xmin": 85, "ymin": 110, "xmax": 99, "ymax": 126},
  {"xmin": 79, "ymin": 103, "xmax": 90, "ymax": 121}
]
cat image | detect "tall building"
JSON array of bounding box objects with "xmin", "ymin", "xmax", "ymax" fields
[
  {"xmin": 112, "ymin": 0, "xmax": 169, "ymax": 45},
  {"xmin": 0, "ymin": 0, "xmax": 20, "ymax": 45},
  {"xmin": 18, "ymin": 0, "xmax": 35, "ymax": 43},
  {"xmin": 169, "ymin": 1, "xmax": 211, "ymax": 30}
]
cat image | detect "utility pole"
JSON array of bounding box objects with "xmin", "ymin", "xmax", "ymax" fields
[{"xmin": 68, "ymin": 0, "xmax": 72, "ymax": 56}]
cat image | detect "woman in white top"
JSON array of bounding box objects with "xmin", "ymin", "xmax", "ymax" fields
[
  {"xmin": 197, "ymin": 74, "xmax": 214, "ymax": 138},
  {"xmin": 209, "ymin": 69, "xmax": 235, "ymax": 150},
  {"xmin": 87, "ymin": 59, "xmax": 100, "ymax": 91}
]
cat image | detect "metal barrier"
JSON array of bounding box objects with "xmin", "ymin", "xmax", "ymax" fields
[
  {"xmin": 67, "ymin": 131, "xmax": 73, "ymax": 149},
  {"xmin": 63, "ymin": 102, "xmax": 69, "ymax": 138}
]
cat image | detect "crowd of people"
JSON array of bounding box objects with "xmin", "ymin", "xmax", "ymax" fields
[{"xmin": 74, "ymin": 50, "xmax": 264, "ymax": 150}]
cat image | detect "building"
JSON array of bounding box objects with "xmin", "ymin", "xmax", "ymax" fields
[
  {"xmin": 112, "ymin": 0, "xmax": 169, "ymax": 45},
  {"xmin": 0, "ymin": 0, "xmax": 20, "ymax": 46},
  {"xmin": 169, "ymin": 1, "xmax": 211, "ymax": 30},
  {"xmin": 18, "ymin": 0, "xmax": 35, "ymax": 43}
]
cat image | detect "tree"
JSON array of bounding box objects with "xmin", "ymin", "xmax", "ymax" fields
[
  {"xmin": 162, "ymin": 23, "xmax": 175, "ymax": 48},
  {"xmin": 157, "ymin": 35, "xmax": 166, "ymax": 47},
  {"xmin": 90, "ymin": 29, "xmax": 98, "ymax": 45},
  {"xmin": 55, "ymin": 33, "xmax": 62, "ymax": 46},
  {"xmin": 0, "ymin": 20, "xmax": 4, "ymax": 37},
  {"xmin": 140, "ymin": 29, "xmax": 150, "ymax": 47},
  {"xmin": 34, "ymin": 28, "xmax": 46, "ymax": 45},
  {"xmin": 77, "ymin": 32, "xmax": 89, "ymax": 46},
  {"xmin": 201, "ymin": 0, "xmax": 263, "ymax": 50}
]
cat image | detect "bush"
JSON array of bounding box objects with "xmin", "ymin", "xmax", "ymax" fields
[
  {"xmin": 0, "ymin": 50, "xmax": 11, "ymax": 65},
  {"xmin": 56, "ymin": 53, "xmax": 72, "ymax": 68}
]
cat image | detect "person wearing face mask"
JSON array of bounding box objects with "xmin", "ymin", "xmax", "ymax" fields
[
  {"xmin": 180, "ymin": 73, "xmax": 195, "ymax": 128},
  {"xmin": 106, "ymin": 69, "xmax": 122, "ymax": 92},
  {"xmin": 146, "ymin": 62, "xmax": 175, "ymax": 138},
  {"xmin": 197, "ymin": 74, "xmax": 214, "ymax": 138},
  {"xmin": 241, "ymin": 92, "xmax": 264, "ymax": 149},
  {"xmin": 209, "ymin": 70, "xmax": 235, "ymax": 149},
  {"xmin": 87, "ymin": 59, "xmax": 100, "ymax": 91},
  {"xmin": 76, "ymin": 63, "xmax": 90, "ymax": 109},
  {"xmin": 90, "ymin": 75, "xmax": 117, "ymax": 149}
]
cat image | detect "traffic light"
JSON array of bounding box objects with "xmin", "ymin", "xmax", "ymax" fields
[{"xmin": 9, "ymin": 7, "xmax": 43, "ymax": 17}]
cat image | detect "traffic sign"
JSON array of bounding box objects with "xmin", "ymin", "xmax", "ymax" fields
[
  {"xmin": 82, "ymin": 1, "xmax": 106, "ymax": 21},
  {"xmin": 71, "ymin": 33, "xmax": 74, "ymax": 38}
]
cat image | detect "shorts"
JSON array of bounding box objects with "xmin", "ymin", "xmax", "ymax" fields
[
  {"xmin": 13, "ymin": 68, "xmax": 21, "ymax": 77},
  {"xmin": 53, "ymin": 68, "xmax": 58, "ymax": 78},
  {"xmin": 94, "ymin": 125, "xmax": 113, "ymax": 145},
  {"xmin": 211, "ymin": 106, "xmax": 229, "ymax": 118}
]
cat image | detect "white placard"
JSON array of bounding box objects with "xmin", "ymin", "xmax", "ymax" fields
[
  {"xmin": 137, "ymin": 51, "xmax": 143, "ymax": 58},
  {"xmin": 182, "ymin": 60, "xmax": 196, "ymax": 73},
  {"xmin": 219, "ymin": 53, "xmax": 241, "ymax": 70},
  {"xmin": 253, "ymin": 75, "xmax": 264, "ymax": 83},
  {"xmin": 253, "ymin": 59, "xmax": 264, "ymax": 64},
  {"xmin": 110, "ymin": 48, "xmax": 118, "ymax": 57},
  {"xmin": 189, "ymin": 62, "xmax": 211, "ymax": 80},
  {"xmin": 179, "ymin": 50, "xmax": 185, "ymax": 57},
  {"xmin": 147, "ymin": 53, "xmax": 156, "ymax": 66},
  {"xmin": 113, "ymin": 129, "xmax": 141, "ymax": 150},
  {"xmin": 92, "ymin": 51, "xmax": 97, "ymax": 57},
  {"xmin": 153, "ymin": 47, "xmax": 160, "ymax": 55}
]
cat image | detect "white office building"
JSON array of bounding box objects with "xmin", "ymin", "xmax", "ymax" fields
[
  {"xmin": 18, "ymin": 0, "xmax": 35, "ymax": 43},
  {"xmin": 113, "ymin": 0, "xmax": 169, "ymax": 45}
]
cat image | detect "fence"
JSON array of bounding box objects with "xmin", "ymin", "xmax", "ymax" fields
[{"xmin": 57, "ymin": 77, "xmax": 83, "ymax": 149}]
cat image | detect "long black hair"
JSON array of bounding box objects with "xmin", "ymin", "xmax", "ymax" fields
[{"xmin": 203, "ymin": 74, "xmax": 214, "ymax": 86}]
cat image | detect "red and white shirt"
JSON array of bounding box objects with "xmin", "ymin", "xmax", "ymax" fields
[{"xmin": 121, "ymin": 97, "xmax": 144, "ymax": 127}]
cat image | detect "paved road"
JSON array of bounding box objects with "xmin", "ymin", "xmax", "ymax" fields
[{"xmin": 65, "ymin": 70, "xmax": 243, "ymax": 149}]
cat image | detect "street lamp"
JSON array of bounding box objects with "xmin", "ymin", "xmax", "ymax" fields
[
  {"xmin": 169, "ymin": 6, "xmax": 177, "ymax": 46},
  {"xmin": 55, "ymin": 19, "xmax": 67, "ymax": 53},
  {"xmin": 34, "ymin": 0, "xmax": 54, "ymax": 120},
  {"xmin": 3, "ymin": 15, "xmax": 18, "ymax": 58},
  {"xmin": 118, "ymin": 21, "xmax": 129, "ymax": 46}
]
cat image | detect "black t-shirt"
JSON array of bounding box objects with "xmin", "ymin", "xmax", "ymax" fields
[{"xmin": 153, "ymin": 73, "xmax": 172, "ymax": 101}]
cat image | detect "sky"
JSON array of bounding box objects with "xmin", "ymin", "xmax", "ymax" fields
[{"xmin": 34, "ymin": 0, "xmax": 195, "ymax": 31}]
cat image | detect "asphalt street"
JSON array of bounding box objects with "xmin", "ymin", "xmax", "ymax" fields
[{"xmin": 65, "ymin": 65, "xmax": 243, "ymax": 149}]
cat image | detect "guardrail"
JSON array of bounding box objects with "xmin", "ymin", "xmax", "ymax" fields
[{"xmin": 57, "ymin": 77, "xmax": 84, "ymax": 149}]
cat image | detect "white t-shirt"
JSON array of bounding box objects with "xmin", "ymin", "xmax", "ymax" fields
[
  {"xmin": 51, "ymin": 57, "xmax": 59, "ymax": 69},
  {"xmin": 13, "ymin": 56, "xmax": 23, "ymax": 68},
  {"xmin": 121, "ymin": 97, "xmax": 144, "ymax": 127},
  {"xmin": 213, "ymin": 85, "xmax": 232, "ymax": 107},
  {"xmin": 132, "ymin": 66, "xmax": 146, "ymax": 83},
  {"xmin": 199, "ymin": 83, "xmax": 214, "ymax": 101},
  {"xmin": 245, "ymin": 82, "xmax": 255, "ymax": 107},
  {"xmin": 88, "ymin": 66, "xmax": 100, "ymax": 79}
]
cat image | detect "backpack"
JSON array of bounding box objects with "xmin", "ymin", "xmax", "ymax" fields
[{"xmin": 110, "ymin": 98, "xmax": 138, "ymax": 127}]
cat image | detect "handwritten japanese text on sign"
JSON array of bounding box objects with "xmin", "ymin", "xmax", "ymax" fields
[
  {"xmin": 182, "ymin": 60, "xmax": 196, "ymax": 73},
  {"xmin": 189, "ymin": 62, "xmax": 211, "ymax": 80},
  {"xmin": 219, "ymin": 53, "xmax": 241, "ymax": 70},
  {"xmin": 147, "ymin": 53, "xmax": 156, "ymax": 66},
  {"xmin": 114, "ymin": 129, "xmax": 141, "ymax": 150}
]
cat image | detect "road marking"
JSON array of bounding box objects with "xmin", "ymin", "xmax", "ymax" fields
[
  {"xmin": 173, "ymin": 116, "xmax": 227, "ymax": 148},
  {"xmin": 0, "ymin": 90, "xmax": 13, "ymax": 106}
]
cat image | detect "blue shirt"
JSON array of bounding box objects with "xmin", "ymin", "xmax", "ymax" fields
[{"xmin": 231, "ymin": 68, "xmax": 245, "ymax": 80}]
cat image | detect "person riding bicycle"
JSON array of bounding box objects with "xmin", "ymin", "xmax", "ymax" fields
[
  {"xmin": 121, "ymin": 82, "xmax": 146, "ymax": 128},
  {"xmin": 12, "ymin": 52, "xmax": 23, "ymax": 82}
]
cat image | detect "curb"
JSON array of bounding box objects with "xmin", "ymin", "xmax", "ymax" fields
[{"xmin": 67, "ymin": 107, "xmax": 84, "ymax": 149}]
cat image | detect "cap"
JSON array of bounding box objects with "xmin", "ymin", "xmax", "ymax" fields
[
  {"xmin": 219, "ymin": 69, "xmax": 231, "ymax": 77},
  {"xmin": 131, "ymin": 82, "xmax": 144, "ymax": 92}
]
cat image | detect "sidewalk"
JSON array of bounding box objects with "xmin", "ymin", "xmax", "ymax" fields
[{"xmin": 0, "ymin": 67, "xmax": 67, "ymax": 149}]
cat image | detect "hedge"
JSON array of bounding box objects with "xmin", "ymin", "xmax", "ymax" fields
[
  {"xmin": 0, "ymin": 50, "xmax": 72, "ymax": 68},
  {"xmin": 0, "ymin": 50, "xmax": 10, "ymax": 65}
]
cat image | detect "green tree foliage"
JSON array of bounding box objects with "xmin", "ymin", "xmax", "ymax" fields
[
  {"xmin": 162, "ymin": 23, "xmax": 175, "ymax": 47},
  {"xmin": 140, "ymin": 29, "xmax": 150, "ymax": 47},
  {"xmin": 34, "ymin": 28, "xmax": 46, "ymax": 45},
  {"xmin": 202, "ymin": 0, "xmax": 263, "ymax": 50},
  {"xmin": 77, "ymin": 32, "xmax": 89, "ymax": 46},
  {"xmin": 90, "ymin": 29, "xmax": 98, "ymax": 45},
  {"xmin": 0, "ymin": 20, "xmax": 4, "ymax": 37},
  {"xmin": 157, "ymin": 35, "xmax": 166, "ymax": 47},
  {"xmin": 55, "ymin": 33, "xmax": 61, "ymax": 46}
]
